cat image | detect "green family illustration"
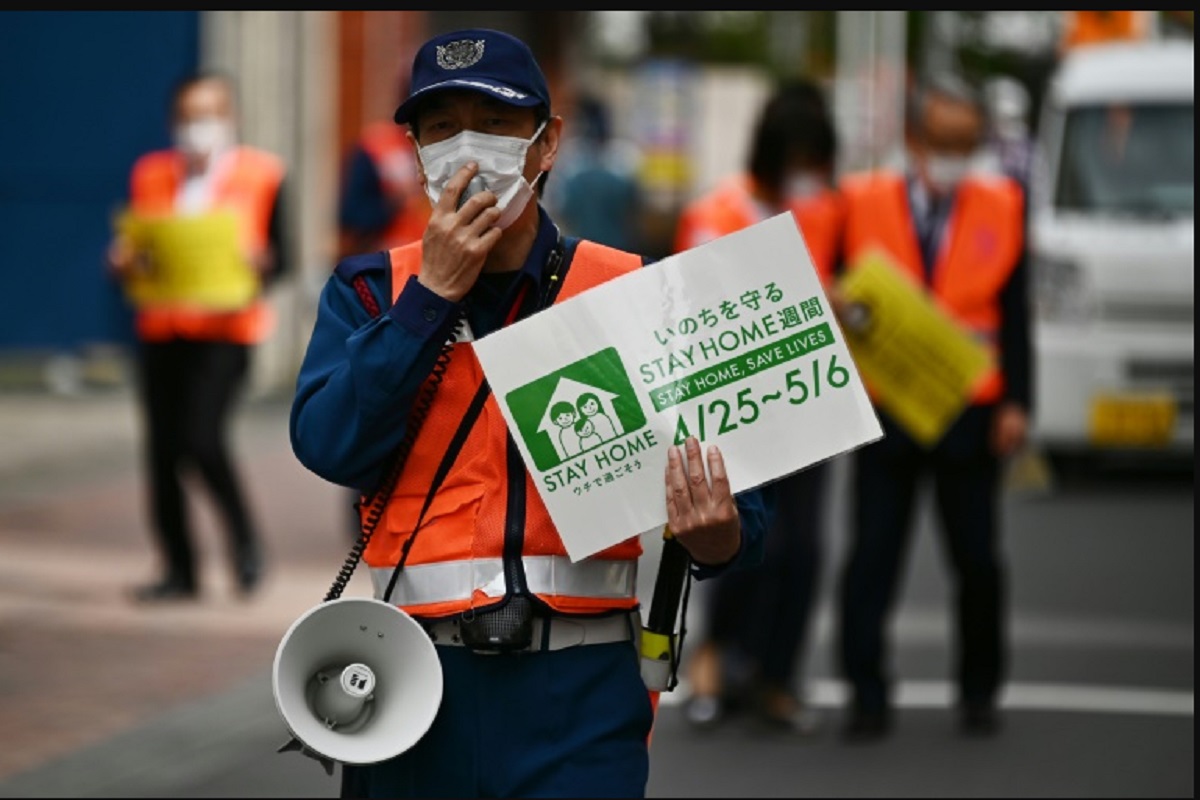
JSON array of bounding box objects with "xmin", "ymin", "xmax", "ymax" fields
[{"xmin": 537, "ymin": 377, "xmax": 627, "ymax": 461}]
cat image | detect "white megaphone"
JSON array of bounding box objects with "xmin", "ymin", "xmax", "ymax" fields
[{"xmin": 272, "ymin": 597, "xmax": 443, "ymax": 775}]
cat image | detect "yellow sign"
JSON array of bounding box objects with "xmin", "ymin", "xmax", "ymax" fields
[
  {"xmin": 1088, "ymin": 393, "xmax": 1176, "ymax": 447},
  {"xmin": 836, "ymin": 251, "xmax": 992, "ymax": 446},
  {"xmin": 116, "ymin": 210, "xmax": 260, "ymax": 310}
]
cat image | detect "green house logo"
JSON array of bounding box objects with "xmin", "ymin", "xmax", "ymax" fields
[{"xmin": 506, "ymin": 347, "xmax": 647, "ymax": 471}]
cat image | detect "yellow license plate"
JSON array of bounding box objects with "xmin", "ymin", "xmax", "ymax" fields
[{"xmin": 1088, "ymin": 393, "xmax": 1176, "ymax": 447}]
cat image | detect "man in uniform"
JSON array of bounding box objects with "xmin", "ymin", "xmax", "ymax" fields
[{"xmin": 290, "ymin": 28, "xmax": 770, "ymax": 798}]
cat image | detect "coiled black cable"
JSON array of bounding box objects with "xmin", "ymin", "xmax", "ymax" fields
[{"xmin": 323, "ymin": 278, "xmax": 463, "ymax": 602}]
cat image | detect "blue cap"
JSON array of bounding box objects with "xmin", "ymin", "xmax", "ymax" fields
[{"xmin": 393, "ymin": 29, "xmax": 551, "ymax": 125}]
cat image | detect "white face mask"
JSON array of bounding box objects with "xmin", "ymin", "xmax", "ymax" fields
[
  {"xmin": 417, "ymin": 121, "xmax": 547, "ymax": 230},
  {"xmin": 995, "ymin": 117, "xmax": 1027, "ymax": 141},
  {"xmin": 923, "ymin": 153, "xmax": 971, "ymax": 193},
  {"xmin": 785, "ymin": 172, "xmax": 825, "ymax": 202},
  {"xmin": 173, "ymin": 117, "xmax": 234, "ymax": 159}
]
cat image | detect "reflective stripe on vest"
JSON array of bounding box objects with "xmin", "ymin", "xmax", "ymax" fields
[
  {"xmin": 673, "ymin": 174, "xmax": 843, "ymax": 286},
  {"xmin": 370, "ymin": 555, "xmax": 638, "ymax": 608},
  {"xmin": 128, "ymin": 146, "xmax": 284, "ymax": 344},
  {"xmin": 358, "ymin": 121, "xmax": 431, "ymax": 250},
  {"xmin": 840, "ymin": 170, "xmax": 1023, "ymax": 404},
  {"xmin": 362, "ymin": 238, "xmax": 647, "ymax": 618}
]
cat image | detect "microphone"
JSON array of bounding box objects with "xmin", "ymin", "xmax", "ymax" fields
[{"xmin": 313, "ymin": 663, "xmax": 375, "ymax": 728}]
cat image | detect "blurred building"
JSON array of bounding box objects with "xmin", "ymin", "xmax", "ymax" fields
[
  {"xmin": 0, "ymin": 11, "xmax": 577, "ymax": 397},
  {"xmin": 8, "ymin": 11, "xmax": 1183, "ymax": 395},
  {"xmin": 0, "ymin": 12, "xmax": 206, "ymax": 391},
  {"xmin": 0, "ymin": 11, "xmax": 336, "ymax": 397}
]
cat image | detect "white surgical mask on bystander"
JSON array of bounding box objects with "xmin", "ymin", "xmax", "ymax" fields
[
  {"xmin": 784, "ymin": 171, "xmax": 826, "ymax": 203},
  {"xmin": 923, "ymin": 153, "xmax": 971, "ymax": 193},
  {"xmin": 174, "ymin": 117, "xmax": 234, "ymax": 159}
]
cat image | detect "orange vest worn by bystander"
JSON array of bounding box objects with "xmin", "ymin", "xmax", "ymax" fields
[
  {"xmin": 839, "ymin": 169, "xmax": 1024, "ymax": 405},
  {"xmin": 357, "ymin": 121, "xmax": 432, "ymax": 250},
  {"xmin": 128, "ymin": 145, "xmax": 284, "ymax": 344},
  {"xmin": 1061, "ymin": 10, "xmax": 1152, "ymax": 53},
  {"xmin": 673, "ymin": 174, "xmax": 844, "ymax": 288}
]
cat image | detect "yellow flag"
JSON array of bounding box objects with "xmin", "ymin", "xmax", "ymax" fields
[
  {"xmin": 114, "ymin": 210, "xmax": 259, "ymax": 310},
  {"xmin": 836, "ymin": 251, "xmax": 992, "ymax": 446}
]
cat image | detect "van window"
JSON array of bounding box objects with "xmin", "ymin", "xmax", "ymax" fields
[{"xmin": 1055, "ymin": 102, "xmax": 1194, "ymax": 218}]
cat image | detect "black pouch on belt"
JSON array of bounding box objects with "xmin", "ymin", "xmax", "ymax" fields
[{"xmin": 459, "ymin": 595, "xmax": 536, "ymax": 653}]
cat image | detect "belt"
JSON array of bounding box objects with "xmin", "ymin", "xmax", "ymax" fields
[{"xmin": 422, "ymin": 611, "xmax": 638, "ymax": 654}]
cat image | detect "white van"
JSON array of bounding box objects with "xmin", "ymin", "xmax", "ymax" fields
[{"xmin": 1027, "ymin": 40, "xmax": 1194, "ymax": 466}]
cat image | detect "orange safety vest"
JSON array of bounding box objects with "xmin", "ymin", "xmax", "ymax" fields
[
  {"xmin": 128, "ymin": 145, "xmax": 284, "ymax": 344},
  {"xmin": 364, "ymin": 240, "xmax": 646, "ymax": 619},
  {"xmin": 1061, "ymin": 10, "xmax": 1150, "ymax": 52},
  {"xmin": 358, "ymin": 121, "xmax": 431, "ymax": 250},
  {"xmin": 839, "ymin": 169, "xmax": 1024, "ymax": 405},
  {"xmin": 672, "ymin": 174, "xmax": 844, "ymax": 287}
]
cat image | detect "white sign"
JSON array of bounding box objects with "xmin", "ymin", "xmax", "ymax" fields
[{"xmin": 473, "ymin": 213, "xmax": 883, "ymax": 561}]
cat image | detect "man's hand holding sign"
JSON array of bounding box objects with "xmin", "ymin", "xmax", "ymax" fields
[{"xmin": 665, "ymin": 436, "xmax": 741, "ymax": 567}]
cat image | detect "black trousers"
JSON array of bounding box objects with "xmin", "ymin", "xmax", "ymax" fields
[
  {"xmin": 136, "ymin": 338, "xmax": 259, "ymax": 586},
  {"xmin": 837, "ymin": 404, "xmax": 1007, "ymax": 713},
  {"xmin": 707, "ymin": 461, "xmax": 829, "ymax": 691}
]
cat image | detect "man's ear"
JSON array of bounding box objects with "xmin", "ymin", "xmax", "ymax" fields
[
  {"xmin": 538, "ymin": 116, "xmax": 564, "ymax": 173},
  {"xmin": 406, "ymin": 129, "xmax": 428, "ymax": 189}
]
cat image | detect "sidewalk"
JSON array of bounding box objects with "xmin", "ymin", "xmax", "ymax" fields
[
  {"xmin": 0, "ymin": 385, "xmax": 1066, "ymax": 796},
  {"xmin": 0, "ymin": 388, "xmax": 363, "ymax": 794}
]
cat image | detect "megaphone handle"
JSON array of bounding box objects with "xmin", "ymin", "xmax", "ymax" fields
[
  {"xmin": 276, "ymin": 736, "xmax": 335, "ymax": 776},
  {"xmin": 646, "ymin": 534, "xmax": 690, "ymax": 637},
  {"xmin": 641, "ymin": 531, "xmax": 692, "ymax": 691}
]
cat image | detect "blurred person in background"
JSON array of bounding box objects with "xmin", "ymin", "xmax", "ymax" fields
[
  {"xmin": 289, "ymin": 28, "xmax": 770, "ymax": 798},
  {"xmin": 673, "ymin": 78, "xmax": 844, "ymax": 735},
  {"xmin": 833, "ymin": 71, "xmax": 1031, "ymax": 741},
  {"xmin": 544, "ymin": 93, "xmax": 644, "ymax": 252},
  {"xmin": 336, "ymin": 85, "xmax": 431, "ymax": 260},
  {"xmin": 106, "ymin": 71, "xmax": 288, "ymax": 602},
  {"xmin": 983, "ymin": 76, "xmax": 1036, "ymax": 193},
  {"xmin": 336, "ymin": 83, "xmax": 433, "ymax": 540}
]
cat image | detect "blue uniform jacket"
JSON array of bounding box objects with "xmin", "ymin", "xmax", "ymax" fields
[{"xmin": 290, "ymin": 206, "xmax": 770, "ymax": 578}]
